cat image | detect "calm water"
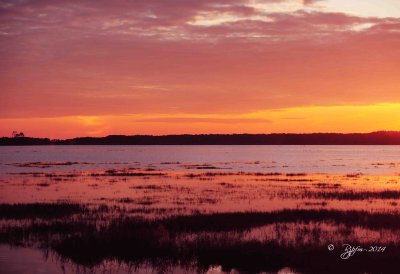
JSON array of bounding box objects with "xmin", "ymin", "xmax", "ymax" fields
[{"xmin": 1, "ymin": 145, "xmax": 400, "ymax": 174}]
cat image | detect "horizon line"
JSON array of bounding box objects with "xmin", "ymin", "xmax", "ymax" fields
[{"xmin": 2, "ymin": 130, "xmax": 400, "ymax": 140}]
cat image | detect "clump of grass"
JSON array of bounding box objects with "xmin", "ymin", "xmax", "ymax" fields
[
  {"xmin": 304, "ymin": 201, "xmax": 328, "ymax": 206},
  {"xmin": 184, "ymin": 171, "xmax": 286, "ymax": 178},
  {"xmin": 0, "ymin": 203, "xmax": 85, "ymax": 219},
  {"xmin": 252, "ymin": 172, "xmax": 283, "ymax": 176},
  {"xmin": 302, "ymin": 190, "xmax": 400, "ymax": 200},
  {"xmin": 91, "ymin": 170, "xmax": 166, "ymax": 177},
  {"xmin": 117, "ymin": 198, "xmax": 134, "ymax": 203},
  {"xmin": 45, "ymin": 173, "xmax": 79, "ymax": 178},
  {"xmin": 286, "ymin": 173, "xmax": 307, "ymax": 176},
  {"xmin": 255, "ymin": 178, "xmax": 313, "ymax": 182},
  {"xmin": 218, "ymin": 182, "xmax": 240, "ymax": 188},
  {"xmin": 312, "ymin": 183, "xmax": 341, "ymax": 189},
  {"xmin": 345, "ymin": 173, "xmax": 363, "ymax": 178},
  {"xmin": 130, "ymin": 185, "xmax": 171, "ymax": 190},
  {"xmin": 196, "ymin": 166, "xmax": 218, "ymax": 170},
  {"xmin": 10, "ymin": 162, "xmax": 81, "ymax": 168}
]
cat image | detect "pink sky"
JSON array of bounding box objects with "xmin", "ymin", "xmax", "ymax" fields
[{"xmin": 1, "ymin": 0, "xmax": 400, "ymax": 138}]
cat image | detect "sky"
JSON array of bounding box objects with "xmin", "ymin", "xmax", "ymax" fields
[{"xmin": 1, "ymin": 0, "xmax": 400, "ymax": 138}]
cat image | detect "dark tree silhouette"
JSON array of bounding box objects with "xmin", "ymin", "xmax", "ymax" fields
[{"xmin": 12, "ymin": 131, "xmax": 25, "ymax": 138}]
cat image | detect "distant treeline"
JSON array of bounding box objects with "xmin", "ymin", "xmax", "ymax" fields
[{"xmin": 2, "ymin": 131, "xmax": 400, "ymax": 145}]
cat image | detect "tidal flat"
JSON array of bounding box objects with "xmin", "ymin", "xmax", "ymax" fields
[
  {"xmin": 1, "ymin": 168, "xmax": 400, "ymax": 273},
  {"xmin": 1, "ymin": 146, "xmax": 400, "ymax": 273}
]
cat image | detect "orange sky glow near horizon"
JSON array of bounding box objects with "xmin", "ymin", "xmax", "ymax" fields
[{"xmin": 1, "ymin": 0, "xmax": 400, "ymax": 138}]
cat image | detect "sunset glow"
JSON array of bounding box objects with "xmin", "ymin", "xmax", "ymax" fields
[{"xmin": 1, "ymin": 0, "xmax": 399, "ymax": 138}]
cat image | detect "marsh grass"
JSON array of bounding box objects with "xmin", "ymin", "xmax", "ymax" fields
[
  {"xmin": 1, "ymin": 204, "xmax": 400, "ymax": 273},
  {"xmin": 90, "ymin": 170, "xmax": 166, "ymax": 177},
  {"xmin": 301, "ymin": 190, "xmax": 400, "ymax": 200},
  {"xmin": 2, "ymin": 167, "xmax": 400, "ymax": 274},
  {"xmin": 0, "ymin": 203, "xmax": 85, "ymax": 219},
  {"xmin": 9, "ymin": 162, "xmax": 83, "ymax": 168}
]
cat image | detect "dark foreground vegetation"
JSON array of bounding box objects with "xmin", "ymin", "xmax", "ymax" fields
[
  {"xmin": 0, "ymin": 203, "xmax": 84, "ymax": 219},
  {"xmin": 3, "ymin": 131, "xmax": 400, "ymax": 145},
  {"xmin": 1, "ymin": 203, "xmax": 400, "ymax": 273}
]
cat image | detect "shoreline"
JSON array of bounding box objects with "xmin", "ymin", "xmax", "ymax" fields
[{"xmin": 3, "ymin": 131, "xmax": 400, "ymax": 145}]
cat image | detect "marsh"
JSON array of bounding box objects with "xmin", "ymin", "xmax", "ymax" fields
[{"xmin": 1, "ymin": 146, "xmax": 400, "ymax": 273}]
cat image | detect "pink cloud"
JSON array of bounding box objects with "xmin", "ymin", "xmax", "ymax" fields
[
  {"xmin": 303, "ymin": 0, "xmax": 323, "ymax": 6},
  {"xmin": 0, "ymin": 0, "xmax": 399, "ymax": 120}
]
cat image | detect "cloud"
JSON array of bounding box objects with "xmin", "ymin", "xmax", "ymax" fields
[
  {"xmin": 0, "ymin": 0, "xmax": 399, "ymax": 121},
  {"xmin": 134, "ymin": 117, "xmax": 272, "ymax": 124},
  {"xmin": 0, "ymin": 0, "xmax": 388, "ymax": 41},
  {"xmin": 303, "ymin": 0, "xmax": 323, "ymax": 6},
  {"xmin": 190, "ymin": 11, "xmax": 381, "ymax": 40}
]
